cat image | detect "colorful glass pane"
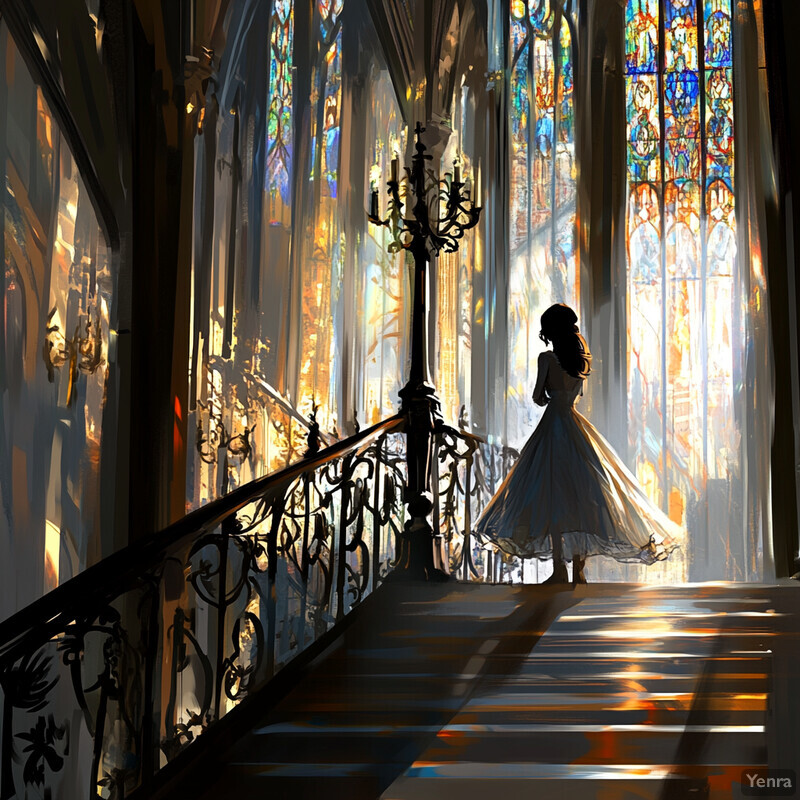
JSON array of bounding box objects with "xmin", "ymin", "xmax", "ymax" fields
[
  {"xmin": 626, "ymin": 0, "xmax": 659, "ymax": 74},
  {"xmin": 665, "ymin": 180, "xmax": 700, "ymax": 277},
  {"xmin": 558, "ymin": 19, "xmax": 574, "ymax": 148},
  {"xmin": 665, "ymin": 271, "xmax": 703, "ymax": 514},
  {"xmin": 509, "ymin": 25, "xmax": 530, "ymax": 252},
  {"xmin": 666, "ymin": 0, "xmax": 698, "ymax": 71},
  {"xmin": 705, "ymin": 68, "xmax": 734, "ymax": 183},
  {"xmin": 705, "ymin": 0, "xmax": 732, "ymax": 68},
  {"xmin": 529, "ymin": 0, "xmax": 554, "ymax": 34},
  {"xmin": 664, "ymin": 70, "xmax": 700, "ymax": 180},
  {"xmin": 556, "ymin": 18, "xmax": 577, "ymax": 305},
  {"xmin": 318, "ymin": 0, "xmax": 343, "ymax": 29},
  {"xmin": 532, "ymin": 37, "xmax": 554, "ymax": 229},
  {"xmin": 665, "ymin": 178, "xmax": 703, "ymax": 499},
  {"xmin": 624, "ymin": 0, "xmax": 742, "ymax": 580},
  {"xmin": 628, "ymin": 183, "xmax": 662, "ymax": 284},
  {"xmin": 627, "ymin": 75, "xmax": 661, "ymax": 182},
  {"xmin": 321, "ymin": 32, "xmax": 342, "ymax": 198},
  {"xmin": 267, "ymin": 0, "xmax": 294, "ymax": 220},
  {"xmin": 706, "ymin": 179, "xmax": 736, "ymax": 276},
  {"xmin": 628, "ymin": 250, "xmax": 664, "ymax": 504},
  {"xmin": 508, "ymin": 19, "xmax": 533, "ymax": 445}
]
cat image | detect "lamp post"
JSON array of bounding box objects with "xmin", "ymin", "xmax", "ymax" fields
[{"xmin": 368, "ymin": 123, "xmax": 482, "ymax": 580}]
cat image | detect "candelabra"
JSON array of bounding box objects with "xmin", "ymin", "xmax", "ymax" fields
[{"xmin": 368, "ymin": 122, "xmax": 482, "ymax": 580}]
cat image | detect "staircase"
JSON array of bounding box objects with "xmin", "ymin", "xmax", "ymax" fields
[{"xmin": 184, "ymin": 582, "xmax": 799, "ymax": 800}]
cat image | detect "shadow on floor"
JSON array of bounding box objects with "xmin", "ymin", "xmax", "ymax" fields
[{"xmin": 190, "ymin": 581, "xmax": 582, "ymax": 800}]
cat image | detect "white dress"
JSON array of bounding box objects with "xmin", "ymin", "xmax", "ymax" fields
[{"xmin": 475, "ymin": 350, "xmax": 681, "ymax": 564}]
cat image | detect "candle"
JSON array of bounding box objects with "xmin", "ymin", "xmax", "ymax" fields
[
  {"xmin": 454, "ymin": 160, "xmax": 461, "ymax": 185},
  {"xmin": 475, "ymin": 164, "xmax": 482, "ymax": 205},
  {"xmin": 391, "ymin": 157, "xmax": 398, "ymax": 183}
]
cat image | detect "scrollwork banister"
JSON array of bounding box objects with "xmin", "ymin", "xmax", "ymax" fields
[
  {"xmin": 433, "ymin": 423, "xmax": 519, "ymax": 582},
  {"xmin": 0, "ymin": 414, "xmax": 405, "ymax": 800}
]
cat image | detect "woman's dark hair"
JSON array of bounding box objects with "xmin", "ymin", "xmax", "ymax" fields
[{"xmin": 539, "ymin": 304, "xmax": 592, "ymax": 379}]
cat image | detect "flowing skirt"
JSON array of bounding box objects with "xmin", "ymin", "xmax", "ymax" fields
[{"xmin": 475, "ymin": 402, "xmax": 681, "ymax": 564}]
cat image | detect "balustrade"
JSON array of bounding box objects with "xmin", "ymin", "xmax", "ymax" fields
[
  {"xmin": 0, "ymin": 418, "xmax": 405, "ymax": 799},
  {"xmin": 0, "ymin": 407, "xmax": 531, "ymax": 799}
]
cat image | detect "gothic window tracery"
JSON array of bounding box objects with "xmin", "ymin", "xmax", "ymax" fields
[{"xmin": 625, "ymin": 0, "xmax": 742, "ymax": 577}]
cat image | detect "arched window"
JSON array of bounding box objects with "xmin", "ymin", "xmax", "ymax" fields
[
  {"xmin": 507, "ymin": 0, "xmax": 577, "ymax": 446},
  {"xmin": 625, "ymin": 0, "xmax": 742, "ymax": 578}
]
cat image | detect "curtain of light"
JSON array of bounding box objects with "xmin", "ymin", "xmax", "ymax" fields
[
  {"xmin": 359, "ymin": 72, "xmax": 408, "ymax": 427},
  {"xmin": 187, "ymin": 0, "xmax": 407, "ymax": 508},
  {"xmin": 437, "ymin": 81, "xmax": 480, "ymax": 425}
]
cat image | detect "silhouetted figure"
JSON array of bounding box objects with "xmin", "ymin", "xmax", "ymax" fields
[{"xmin": 476, "ymin": 304, "xmax": 679, "ymax": 584}]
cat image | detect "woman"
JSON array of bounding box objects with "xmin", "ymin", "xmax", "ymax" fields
[{"xmin": 476, "ymin": 304, "xmax": 679, "ymax": 584}]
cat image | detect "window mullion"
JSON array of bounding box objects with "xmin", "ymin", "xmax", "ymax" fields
[
  {"xmin": 658, "ymin": 0, "xmax": 668, "ymax": 511},
  {"xmin": 697, "ymin": 0, "xmax": 709, "ymax": 485}
]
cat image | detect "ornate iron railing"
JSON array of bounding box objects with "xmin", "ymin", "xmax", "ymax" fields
[
  {"xmin": 0, "ymin": 416, "xmax": 405, "ymax": 800},
  {"xmin": 432, "ymin": 424, "xmax": 520, "ymax": 582}
]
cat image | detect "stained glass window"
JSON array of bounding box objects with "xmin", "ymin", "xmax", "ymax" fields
[
  {"xmin": 507, "ymin": 1, "xmax": 578, "ymax": 446},
  {"xmin": 625, "ymin": 0, "xmax": 741, "ymax": 578},
  {"xmin": 313, "ymin": 0, "xmax": 344, "ymax": 198},
  {"xmin": 267, "ymin": 0, "xmax": 294, "ymax": 225}
]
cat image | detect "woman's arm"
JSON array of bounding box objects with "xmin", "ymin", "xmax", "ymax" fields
[{"xmin": 532, "ymin": 351, "xmax": 550, "ymax": 406}]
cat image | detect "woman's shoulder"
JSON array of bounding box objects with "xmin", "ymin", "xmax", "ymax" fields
[{"xmin": 538, "ymin": 350, "xmax": 561, "ymax": 370}]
